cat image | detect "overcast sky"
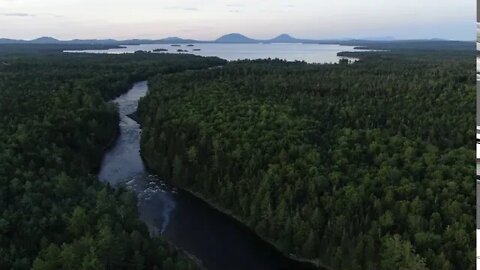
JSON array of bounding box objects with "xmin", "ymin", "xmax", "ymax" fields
[{"xmin": 0, "ymin": 0, "xmax": 474, "ymax": 40}]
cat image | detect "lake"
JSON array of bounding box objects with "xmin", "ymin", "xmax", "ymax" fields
[{"xmin": 65, "ymin": 43, "xmax": 367, "ymax": 63}]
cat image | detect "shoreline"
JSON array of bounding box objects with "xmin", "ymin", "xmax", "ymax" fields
[
  {"xmin": 175, "ymin": 186, "xmax": 330, "ymax": 270},
  {"xmin": 103, "ymin": 114, "xmax": 121, "ymax": 152},
  {"xmin": 116, "ymin": 80, "xmax": 328, "ymax": 270},
  {"xmin": 141, "ymin": 155, "xmax": 328, "ymax": 270},
  {"xmin": 99, "ymin": 85, "xmax": 205, "ymax": 269},
  {"xmin": 130, "ymin": 77, "xmax": 329, "ymax": 270}
]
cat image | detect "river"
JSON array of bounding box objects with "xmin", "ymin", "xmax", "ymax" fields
[{"xmin": 98, "ymin": 81, "xmax": 321, "ymax": 270}]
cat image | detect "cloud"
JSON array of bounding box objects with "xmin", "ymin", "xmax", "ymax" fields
[
  {"xmin": 226, "ymin": 4, "xmax": 244, "ymax": 7},
  {"xmin": 3, "ymin": 12, "xmax": 35, "ymax": 17},
  {"xmin": 165, "ymin": 6, "xmax": 199, "ymax": 11}
]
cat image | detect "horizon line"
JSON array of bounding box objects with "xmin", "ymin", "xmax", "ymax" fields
[{"xmin": 0, "ymin": 34, "xmax": 473, "ymax": 43}]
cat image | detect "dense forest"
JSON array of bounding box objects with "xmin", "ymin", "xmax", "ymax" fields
[
  {"xmin": 138, "ymin": 50, "xmax": 475, "ymax": 269},
  {"xmin": 0, "ymin": 53, "xmax": 225, "ymax": 269}
]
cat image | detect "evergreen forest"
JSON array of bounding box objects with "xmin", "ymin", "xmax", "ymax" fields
[{"xmin": 138, "ymin": 50, "xmax": 475, "ymax": 270}]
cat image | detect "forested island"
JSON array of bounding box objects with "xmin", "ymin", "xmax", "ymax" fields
[
  {"xmin": 0, "ymin": 53, "xmax": 224, "ymax": 269},
  {"xmin": 137, "ymin": 50, "xmax": 474, "ymax": 269}
]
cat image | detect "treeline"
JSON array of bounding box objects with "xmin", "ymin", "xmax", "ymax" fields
[
  {"xmin": 138, "ymin": 52, "xmax": 474, "ymax": 269},
  {"xmin": 0, "ymin": 53, "xmax": 225, "ymax": 269},
  {"xmin": 0, "ymin": 44, "xmax": 121, "ymax": 55},
  {"xmin": 339, "ymin": 40, "xmax": 474, "ymax": 51}
]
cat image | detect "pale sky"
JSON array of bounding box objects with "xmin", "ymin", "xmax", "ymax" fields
[{"xmin": 0, "ymin": 0, "xmax": 475, "ymax": 40}]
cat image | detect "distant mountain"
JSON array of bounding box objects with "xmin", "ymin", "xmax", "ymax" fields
[
  {"xmin": 0, "ymin": 38, "xmax": 20, "ymax": 44},
  {"xmin": 117, "ymin": 37, "xmax": 202, "ymax": 45},
  {"xmin": 361, "ymin": 36, "xmax": 396, "ymax": 41},
  {"xmin": 31, "ymin": 36, "xmax": 60, "ymax": 43},
  {"xmin": 267, "ymin": 34, "xmax": 300, "ymax": 43},
  {"xmin": 162, "ymin": 37, "xmax": 188, "ymax": 42},
  {"xmin": 215, "ymin": 33, "xmax": 259, "ymax": 43},
  {"xmin": 0, "ymin": 34, "xmax": 468, "ymax": 48},
  {"xmin": 69, "ymin": 38, "xmax": 118, "ymax": 44},
  {"xmin": 0, "ymin": 37, "xmax": 203, "ymax": 45},
  {"xmin": 0, "ymin": 33, "xmax": 368, "ymax": 45},
  {"xmin": 154, "ymin": 37, "xmax": 201, "ymax": 44}
]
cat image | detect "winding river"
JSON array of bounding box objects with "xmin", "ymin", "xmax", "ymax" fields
[{"xmin": 98, "ymin": 81, "xmax": 320, "ymax": 270}]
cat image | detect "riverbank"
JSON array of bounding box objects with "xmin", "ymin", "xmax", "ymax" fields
[
  {"xmin": 140, "ymin": 153, "xmax": 327, "ymax": 270},
  {"xmin": 112, "ymin": 78, "xmax": 328, "ymax": 270},
  {"xmin": 102, "ymin": 114, "xmax": 121, "ymax": 151},
  {"xmin": 99, "ymin": 81, "xmax": 204, "ymax": 270},
  {"xmin": 177, "ymin": 186, "xmax": 329, "ymax": 270}
]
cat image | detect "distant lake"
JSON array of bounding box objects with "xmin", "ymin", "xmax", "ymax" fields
[{"xmin": 65, "ymin": 43, "xmax": 369, "ymax": 63}]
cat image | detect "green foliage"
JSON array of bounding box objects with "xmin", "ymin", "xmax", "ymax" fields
[
  {"xmin": 139, "ymin": 52, "xmax": 474, "ymax": 269},
  {"xmin": 380, "ymin": 235, "xmax": 427, "ymax": 270},
  {"xmin": 0, "ymin": 53, "xmax": 225, "ymax": 269}
]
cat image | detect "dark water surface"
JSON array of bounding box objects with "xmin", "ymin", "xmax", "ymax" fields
[{"xmin": 98, "ymin": 81, "xmax": 321, "ymax": 270}]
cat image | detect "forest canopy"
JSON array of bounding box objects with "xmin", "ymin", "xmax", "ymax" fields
[
  {"xmin": 0, "ymin": 45, "xmax": 474, "ymax": 270},
  {"xmin": 0, "ymin": 53, "xmax": 225, "ymax": 270},
  {"xmin": 138, "ymin": 50, "xmax": 475, "ymax": 270}
]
